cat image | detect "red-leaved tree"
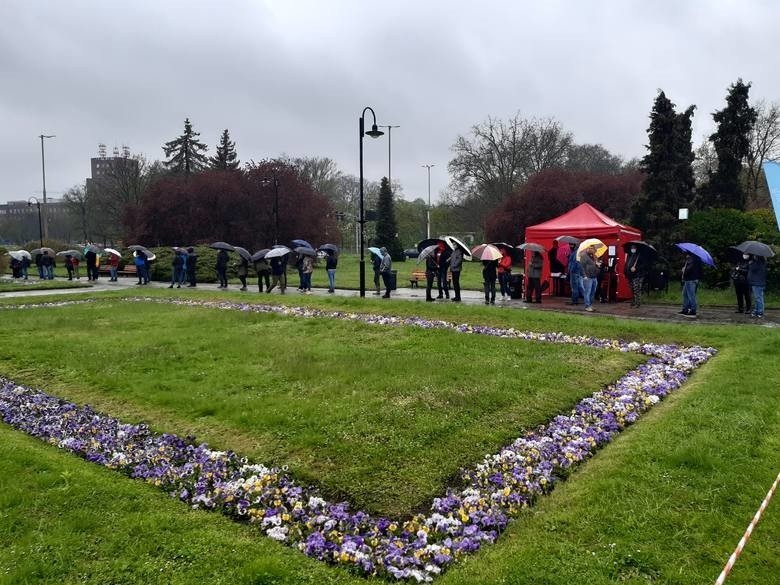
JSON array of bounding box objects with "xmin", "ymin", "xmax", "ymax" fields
[
  {"xmin": 124, "ymin": 161, "xmax": 337, "ymax": 249},
  {"xmin": 485, "ymin": 169, "xmax": 644, "ymax": 243}
]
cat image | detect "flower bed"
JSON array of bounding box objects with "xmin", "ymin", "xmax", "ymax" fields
[{"xmin": 0, "ymin": 298, "xmax": 716, "ymax": 581}]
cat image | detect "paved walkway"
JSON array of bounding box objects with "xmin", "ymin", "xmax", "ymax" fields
[{"xmin": 1, "ymin": 276, "xmax": 777, "ymax": 327}]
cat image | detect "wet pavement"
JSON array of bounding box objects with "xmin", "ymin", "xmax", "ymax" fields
[{"xmin": 1, "ymin": 276, "xmax": 777, "ymax": 327}]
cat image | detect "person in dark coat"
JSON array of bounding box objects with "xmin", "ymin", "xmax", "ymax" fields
[
  {"xmin": 186, "ymin": 248, "xmax": 198, "ymax": 287},
  {"xmin": 85, "ymin": 249, "xmax": 98, "ymax": 281},
  {"xmin": 169, "ymin": 250, "xmax": 185, "ymax": 288},
  {"xmin": 325, "ymin": 252, "xmax": 338, "ymax": 293},
  {"xmin": 525, "ymin": 251, "xmax": 543, "ymax": 303},
  {"xmin": 679, "ymin": 253, "xmax": 703, "ymax": 318},
  {"xmin": 216, "ymin": 249, "xmax": 229, "ymax": 288},
  {"xmin": 730, "ymin": 254, "xmax": 751, "ymax": 314},
  {"xmin": 449, "ymin": 247, "xmax": 463, "ymax": 302},
  {"xmin": 624, "ymin": 245, "xmax": 648, "ymax": 308},
  {"xmin": 371, "ymin": 252, "xmax": 382, "ymax": 295},
  {"xmin": 254, "ymin": 257, "xmax": 271, "ymax": 292},
  {"xmin": 425, "ymin": 251, "xmax": 438, "ymax": 302},
  {"xmin": 10, "ymin": 257, "xmax": 21, "ymax": 278},
  {"xmin": 747, "ymin": 254, "xmax": 767, "ymax": 318},
  {"xmin": 64, "ymin": 254, "xmax": 74, "ymax": 280},
  {"xmin": 20, "ymin": 255, "xmax": 30, "ymax": 279},
  {"xmin": 134, "ymin": 250, "xmax": 146, "ymax": 285},
  {"xmin": 267, "ymin": 255, "xmax": 287, "ymax": 294},
  {"xmin": 236, "ymin": 256, "xmax": 249, "ymax": 291},
  {"xmin": 482, "ymin": 259, "xmax": 498, "ymax": 305},
  {"xmin": 436, "ymin": 246, "xmax": 451, "ymax": 299},
  {"xmin": 41, "ymin": 251, "xmax": 54, "ymax": 280},
  {"xmin": 566, "ymin": 244, "xmax": 584, "ymax": 305},
  {"xmin": 379, "ymin": 247, "xmax": 393, "ymax": 298},
  {"xmin": 34, "ymin": 252, "xmax": 44, "ymax": 279}
]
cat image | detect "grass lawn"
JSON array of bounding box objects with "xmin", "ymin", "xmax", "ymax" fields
[
  {"xmin": 0, "ymin": 278, "xmax": 90, "ymax": 293},
  {"xmin": 1, "ymin": 291, "xmax": 778, "ymax": 584}
]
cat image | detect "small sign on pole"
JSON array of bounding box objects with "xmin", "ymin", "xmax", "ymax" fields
[{"xmin": 678, "ymin": 208, "xmax": 689, "ymax": 220}]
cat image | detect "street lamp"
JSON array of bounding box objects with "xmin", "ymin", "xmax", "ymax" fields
[
  {"xmin": 27, "ymin": 196, "xmax": 43, "ymax": 248},
  {"xmin": 359, "ymin": 107, "xmax": 384, "ymax": 298},
  {"xmin": 39, "ymin": 134, "xmax": 55, "ymax": 241},
  {"xmin": 422, "ymin": 164, "xmax": 435, "ymax": 238},
  {"xmin": 261, "ymin": 176, "xmax": 281, "ymax": 244},
  {"xmin": 379, "ymin": 125, "xmax": 400, "ymax": 190}
]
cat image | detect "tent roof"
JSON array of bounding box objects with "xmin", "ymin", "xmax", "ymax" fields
[{"xmin": 525, "ymin": 202, "xmax": 641, "ymax": 238}]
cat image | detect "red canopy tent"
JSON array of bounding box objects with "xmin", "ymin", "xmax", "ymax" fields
[{"xmin": 523, "ymin": 202, "xmax": 642, "ymax": 301}]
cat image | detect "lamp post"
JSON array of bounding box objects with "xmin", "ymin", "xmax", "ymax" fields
[
  {"xmin": 261, "ymin": 176, "xmax": 281, "ymax": 244},
  {"xmin": 359, "ymin": 107, "xmax": 384, "ymax": 297},
  {"xmin": 422, "ymin": 164, "xmax": 435, "ymax": 238},
  {"xmin": 379, "ymin": 125, "xmax": 400, "ymax": 189},
  {"xmin": 27, "ymin": 196, "xmax": 43, "ymax": 248},
  {"xmin": 39, "ymin": 134, "xmax": 55, "ymax": 241}
]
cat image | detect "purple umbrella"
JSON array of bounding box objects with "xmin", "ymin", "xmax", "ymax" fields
[{"xmin": 675, "ymin": 242, "xmax": 715, "ymax": 267}]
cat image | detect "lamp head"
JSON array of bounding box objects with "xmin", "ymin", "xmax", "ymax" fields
[{"xmin": 365, "ymin": 124, "xmax": 384, "ymax": 139}]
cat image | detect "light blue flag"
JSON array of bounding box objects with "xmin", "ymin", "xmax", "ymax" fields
[{"xmin": 763, "ymin": 160, "xmax": 780, "ymax": 229}]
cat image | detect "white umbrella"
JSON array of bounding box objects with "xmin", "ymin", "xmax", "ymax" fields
[
  {"xmin": 7, "ymin": 250, "xmax": 31, "ymax": 261},
  {"xmin": 103, "ymin": 247, "xmax": 122, "ymax": 257},
  {"xmin": 265, "ymin": 246, "xmax": 291, "ymax": 259},
  {"xmin": 444, "ymin": 235, "xmax": 473, "ymax": 261}
]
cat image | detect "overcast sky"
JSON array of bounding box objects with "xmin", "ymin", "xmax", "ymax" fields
[{"xmin": 1, "ymin": 0, "xmax": 778, "ymax": 205}]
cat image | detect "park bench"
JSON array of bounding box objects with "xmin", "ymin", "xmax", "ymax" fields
[
  {"xmin": 409, "ymin": 270, "xmax": 451, "ymax": 288},
  {"xmin": 98, "ymin": 264, "xmax": 138, "ymax": 277}
]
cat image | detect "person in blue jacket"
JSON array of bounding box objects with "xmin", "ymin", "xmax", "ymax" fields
[
  {"xmin": 566, "ymin": 244, "xmax": 584, "ymax": 305},
  {"xmin": 747, "ymin": 254, "xmax": 767, "ymax": 319}
]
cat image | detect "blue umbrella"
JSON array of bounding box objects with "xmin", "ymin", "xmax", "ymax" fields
[
  {"xmin": 291, "ymin": 239, "xmax": 313, "ymax": 250},
  {"xmin": 675, "ymin": 242, "xmax": 715, "ymax": 267},
  {"xmin": 368, "ymin": 246, "xmax": 383, "ymax": 258}
]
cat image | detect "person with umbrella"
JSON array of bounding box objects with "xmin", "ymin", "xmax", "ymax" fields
[
  {"xmin": 169, "ymin": 249, "xmax": 186, "ymax": 289},
  {"xmin": 64, "ymin": 254, "xmax": 75, "ymax": 280},
  {"xmin": 747, "ymin": 254, "xmax": 767, "ymax": 319},
  {"xmin": 730, "ymin": 252, "xmax": 751, "ymax": 314},
  {"xmin": 216, "ymin": 248, "xmax": 229, "ymax": 288},
  {"xmin": 324, "ymin": 249, "xmax": 338, "ymax": 294},
  {"xmin": 449, "ymin": 245, "xmax": 464, "ymax": 302},
  {"xmin": 424, "ymin": 246, "xmax": 439, "ymax": 302},
  {"xmin": 107, "ymin": 251, "xmax": 120, "ymax": 281},
  {"xmin": 253, "ymin": 252, "xmax": 271, "ymax": 292},
  {"xmin": 566, "ymin": 243, "xmax": 584, "ymax": 305},
  {"xmin": 580, "ymin": 244, "xmax": 600, "ymax": 312},
  {"xmin": 301, "ymin": 252, "xmax": 313, "ymax": 294},
  {"xmin": 436, "ymin": 243, "xmax": 451, "ymax": 300},
  {"xmin": 624, "ymin": 244, "xmax": 649, "ymax": 308},
  {"xmin": 41, "ymin": 250, "xmax": 54, "ymax": 280},
  {"xmin": 482, "ymin": 257, "xmax": 499, "ymax": 305},
  {"xmin": 20, "ymin": 253, "xmax": 30, "ymax": 280},
  {"xmin": 379, "ymin": 247, "xmax": 393, "ymax": 298},
  {"xmin": 85, "ymin": 246, "xmax": 98, "ymax": 281},
  {"xmin": 371, "ymin": 248, "xmax": 383, "ymax": 295},
  {"xmin": 679, "ymin": 252, "xmax": 703, "ymax": 318},
  {"xmin": 267, "ymin": 251, "xmax": 288, "ymax": 294},
  {"xmin": 186, "ymin": 247, "xmax": 198, "ymax": 287},
  {"xmin": 525, "ymin": 251, "xmax": 544, "ymax": 303},
  {"xmin": 497, "ymin": 249, "xmax": 512, "ymax": 300},
  {"xmin": 134, "ymin": 250, "xmax": 147, "ymax": 285}
]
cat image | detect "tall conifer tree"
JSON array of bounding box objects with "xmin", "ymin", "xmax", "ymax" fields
[
  {"xmin": 162, "ymin": 118, "xmax": 209, "ymax": 175},
  {"xmin": 699, "ymin": 79, "xmax": 757, "ymax": 210},
  {"xmin": 631, "ymin": 91, "xmax": 695, "ymax": 250},
  {"xmin": 375, "ymin": 177, "xmax": 403, "ymax": 259},
  {"xmin": 209, "ymin": 129, "xmax": 240, "ymax": 171}
]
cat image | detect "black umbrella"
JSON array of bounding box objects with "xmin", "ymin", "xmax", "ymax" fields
[
  {"xmin": 233, "ymin": 246, "xmax": 252, "ymax": 261},
  {"xmin": 417, "ymin": 238, "xmax": 448, "ymax": 252},
  {"xmin": 518, "ymin": 242, "xmax": 547, "ymax": 254},
  {"xmin": 252, "ymin": 249, "xmax": 271, "ymax": 262},
  {"xmin": 291, "ymin": 239, "xmax": 314, "ymax": 250},
  {"xmin": 734, "ymin": 240, "xmax": 775, "ymax": 258},
  {"xmin": 622, "ymin": 240, "xmax": 658, "ymax": 258},
  {"xmin": 294, "ymin": 246, "xmax": 317, "ymax": 257},
  {"xmin": 209, "ymin": 241, "xmax": 235, "ymax": 251},
  {"xmin": 555, "ymin": 235, "xmax": 582, "ymax": 245},
  {"xmin": 318, "ymin": 243, "xmax": 339, "ymax": 255}
]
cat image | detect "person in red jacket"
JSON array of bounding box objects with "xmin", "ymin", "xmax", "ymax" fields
[
  {"xmin": 497, "ymin": 252, "xmax": 513, "ymax": 300},
  {"xmin": 109, "ymin": 253, "xmax": 120, "ymax": 281}
]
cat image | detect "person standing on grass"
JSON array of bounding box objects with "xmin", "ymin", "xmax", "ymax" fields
[
  {"xmin": 425, "ymin": 249, "xmax": 438, "ymax": 302},
  {"xmin": 525, "ymin": 251, "xmax": 543, "ymax": 303},
  {"xmin": 679, "ymin": 252, "xmax": 702, "ymax": 318},
  {"xmin": 450, "ymin": 246, "xmax": 463, "ymax": 302},
  {"xmin": 254, "ymin": 257, "xmax": 271, "ymax": 292},
  {"xmin": 380, "ymin": 247, "xmax": 393, "ymax": 298},
  {"xmin": 267, "ymin": 255, "xmax": 287, "ymax": 294},
  {"xmin": 186, "ymin": 248, "xmax": 198, "ymax": 287},
  {"xmin": 566, "ymin": 243, "xmax": 584, "ymax": 305},
  {"xmin": 747, "ymin": 254, "xmax": 767, "ymax": 319},
  {"xmin": 325, "ymin": 251, "xmax": 337, "ymax": 293},
  {"xmin": 372, "ymin": 251, "xmax": 382, "ymax": 295},
  {"xmin": 731, "ymin": 254, "xmax": 751, "ymax": 314},
  {"xmin": 216, "ymin": 249, "xmax": 229, "ymax": 289},
  {"xmin": 580, "ymin": 246, "xmax": 599, "ymax": 312},
  {"xmin": 482, "ymin": 259, "xmax": 498, "ymax": 305},
  {"xmin": 624, "ymin": 245, "xmax": 647, "ymax": 308},
  {"xmin": 64, "ymin": 254, "xmax": 74, "ymax": 280}
]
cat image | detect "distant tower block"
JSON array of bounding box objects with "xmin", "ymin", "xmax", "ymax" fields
[
  {"xmin": 98, "ymin": 143, "xmax": 107, "ymax": 158},
  {"xmin": 122, "ymin": 145, "xmax": 130, "ymax": 158},
  {"xmin": 112, "ymin": 146, "xmax": 120, "ymax": 157}
]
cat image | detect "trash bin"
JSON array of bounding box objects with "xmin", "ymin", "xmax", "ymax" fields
[
  {"xmin": 389, "ymin": 269, "xmax": 398, "ymax": 291},
  {"xmin": 509, "ymin": 274, "xmax": 523, "ymax": 299}
]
